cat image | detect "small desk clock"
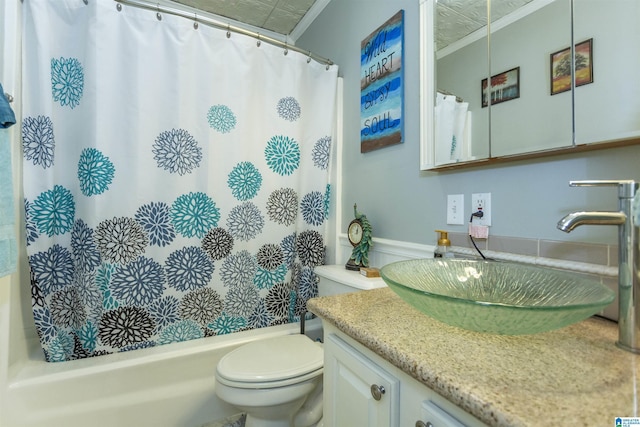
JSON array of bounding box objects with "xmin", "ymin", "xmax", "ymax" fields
[{"xmin": 345, "ymin": 204, "xmax": 372, "ymax": 271}]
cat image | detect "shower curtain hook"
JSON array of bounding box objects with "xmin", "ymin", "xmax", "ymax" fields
[
  {"xmin": 226, "ymin": 25, "xmax": 231, "ymax": 38},
  {"xmin": 283, "ymin": 42, "xmax": 288, "ymax": 56},
  {"xmin": 307, "ymin": 51, "xmax": 312, "ymax": 63},
  {"xmin": 256, "ymin": 34, "xmax": 261, "ymax": 47},
  {"xmin": 193, "ymin": 13, "xmax": 198, "ymax": 29},
  {"xmin": 156, "ymin": 3, "xmax": 162, "ymax": 21}
]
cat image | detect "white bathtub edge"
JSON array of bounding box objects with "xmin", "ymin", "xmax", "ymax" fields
[{"xmin": 8, "ymin": 319, "xmax": 322, "ymax": 390}]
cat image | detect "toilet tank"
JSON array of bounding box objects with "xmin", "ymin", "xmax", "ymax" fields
[{"xmin": 315, "ymin": 265, "xmax": 386, "ymax": 297}]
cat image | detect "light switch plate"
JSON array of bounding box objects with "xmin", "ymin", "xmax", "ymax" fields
[{"xmin": 447, "ymin": 194, "xmax": 464, "ymax": 225}]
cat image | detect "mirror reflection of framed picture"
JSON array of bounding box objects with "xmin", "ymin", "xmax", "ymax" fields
[
  {"xmin": 481, "ymin": 67, "xmax": 520, "ymax": 108},
  {"xmin": 550, "ymin": 38, "xmax": 593, "ymax": 96}
]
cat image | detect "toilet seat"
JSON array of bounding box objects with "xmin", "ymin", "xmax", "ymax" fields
[{"xmin": 216, "ymin": 334, "xmax": 323, "ymax": 389}]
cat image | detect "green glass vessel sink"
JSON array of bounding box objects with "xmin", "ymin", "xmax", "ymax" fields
[{"xmin": 380, "ymin": 259, "xmax": 615, "ymax": 335}]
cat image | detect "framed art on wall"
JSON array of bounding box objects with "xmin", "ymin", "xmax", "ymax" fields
[
  {"xmin": 360, "ymin": 10, "xmax": 404, "ymax": 153},
  {"xmin": 481, "ymin": 67, "xmax": 520, "ymax": 108},
  {"xmin": 551, "ymin": 38, "xmax": 593, "ymax": 95}
]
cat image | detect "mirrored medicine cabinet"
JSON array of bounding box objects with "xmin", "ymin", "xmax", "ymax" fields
[{"xmin": 419, "ymin": 0, "xmax": 640, "ymax": 171}]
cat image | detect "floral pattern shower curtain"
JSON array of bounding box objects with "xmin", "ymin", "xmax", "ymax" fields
[{"xmin": 21, "ymin": 0, "xmax": 338, "ymax": 362}]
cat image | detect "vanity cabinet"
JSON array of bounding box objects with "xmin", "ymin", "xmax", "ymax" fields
[
  {"xmin": 324, "ymin": 333, "xmax": 400, "ymax": 426},
  {"xmin": 323, "ymin": 325, "xmax": 488, "ymax": 427}
]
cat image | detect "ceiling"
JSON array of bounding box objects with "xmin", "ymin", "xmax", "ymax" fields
[
  {"xmin": 436, "ymin": 0, "xmax": 536, "ymax": 50},
  {"xmin": 169, "ymin": 0, "xmax": 538, "ymax": 47},
  {"xmin": 172, "ymin": 0, "xmax": 324, "ymax": 39}
]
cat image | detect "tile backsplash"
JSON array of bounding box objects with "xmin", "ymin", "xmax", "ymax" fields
[{"xmin": 448, "ymin": 232, "xmax": 617, "ymax": 270}]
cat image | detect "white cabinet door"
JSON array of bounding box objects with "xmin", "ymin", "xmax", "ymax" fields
[
  {"xmin": 418, "ymin": 401, "xmax": 467, "ymax": 427},
  {"xmin": 324, "ymin": 333, "xmax": 400, "ymax": 427}
]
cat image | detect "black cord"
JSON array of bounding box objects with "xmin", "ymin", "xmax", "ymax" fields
[
  {"xmin": 469, "ymin": 209, "xmax": 483, "ymax": 222},
  {"xmin": 469, "ymin": 234, "xmax": 487, "ymax": 260},
  {"xmin": 469, "ymin": 210, "xmax": 490, "ymax": 260}
]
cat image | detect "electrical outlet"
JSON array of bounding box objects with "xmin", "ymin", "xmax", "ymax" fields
[
  {"xmin": 447, "ymin": 194, "xmax": 464, "ymax": 225},
  {"xmin": 471, "ymin": 192, "xmax": 491, "ymax": 226}
]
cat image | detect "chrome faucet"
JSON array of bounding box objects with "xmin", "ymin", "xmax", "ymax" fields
[{"xmin": 557, "ymin": 180, "xmax": 640, "ymax": 353}]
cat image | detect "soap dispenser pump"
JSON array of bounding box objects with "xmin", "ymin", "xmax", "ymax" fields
[{"xmin": 434, "ymin": 230, "xmax": 454, "ymax": 258}]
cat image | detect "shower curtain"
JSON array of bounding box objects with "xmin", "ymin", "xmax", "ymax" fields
[{"xmin": 21, "ymin": 0, "xmax": 338, "ymax": 362}]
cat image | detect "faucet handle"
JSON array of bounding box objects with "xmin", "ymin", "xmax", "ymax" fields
[{"xmin": 569, "ymin": 180, "xmax": 638, "ymax": 198}]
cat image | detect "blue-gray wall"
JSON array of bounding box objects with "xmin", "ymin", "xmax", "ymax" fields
[{"xmin": 298, "ymin": 0, "xmax": 640, "ymax": 246}]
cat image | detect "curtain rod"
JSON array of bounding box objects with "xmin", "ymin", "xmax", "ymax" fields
[{"xmin": 113, "ymin": 0, "xmax": 334, "ymax": 68}]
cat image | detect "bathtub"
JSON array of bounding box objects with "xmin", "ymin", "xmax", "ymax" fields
[{"xmin": 2, "ymin": 318, "xmax": 322, "ymax": 427}]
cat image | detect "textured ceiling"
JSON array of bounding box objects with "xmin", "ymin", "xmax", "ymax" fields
[
  {"xmin": 170, "ymin": 0, "xmax": 537, "ymax": 46},
  {"xmin": 436, "ymin": 0, "xmax": 535, "ymax": 50},
  {"xmin": 172, "ymin": 0, "xmax": 318, "ymax": 36}
]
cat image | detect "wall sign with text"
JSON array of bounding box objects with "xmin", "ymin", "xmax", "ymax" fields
[{"xmin": 360, "ymin": 10, "xmax": 404, "ymax": 153}]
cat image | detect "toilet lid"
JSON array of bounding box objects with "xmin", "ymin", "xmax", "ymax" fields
[{"xmin": 217, "ymin": 334, "xmax": 323, "ymax": 383}]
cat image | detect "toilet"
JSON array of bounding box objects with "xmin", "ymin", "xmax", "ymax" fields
[{"xmin": 214, "ymin": 265, "xmax": 386, "ymax": 427}]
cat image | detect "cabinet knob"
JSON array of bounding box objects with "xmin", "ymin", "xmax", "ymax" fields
[
  {"xmin": 370, "ymin": 384, "xmax": 386, "ymax": 400},
  {"xmin": 415, "ymin": 422, "xmax": 434, "ymax": 427}
]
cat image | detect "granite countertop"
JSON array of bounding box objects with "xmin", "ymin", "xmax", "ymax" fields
[{"xmin": 307, "ymin": 287, "xmax": 640, "ymax": 427}]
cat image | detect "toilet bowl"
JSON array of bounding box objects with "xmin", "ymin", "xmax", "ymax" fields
[
  {"xmin": 215, "ymin": 334, "xmax": 324, "ymax": 427},
  {"xmin": 215, "ymin": 265, "xmax": 386, "ymax": 427}
]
